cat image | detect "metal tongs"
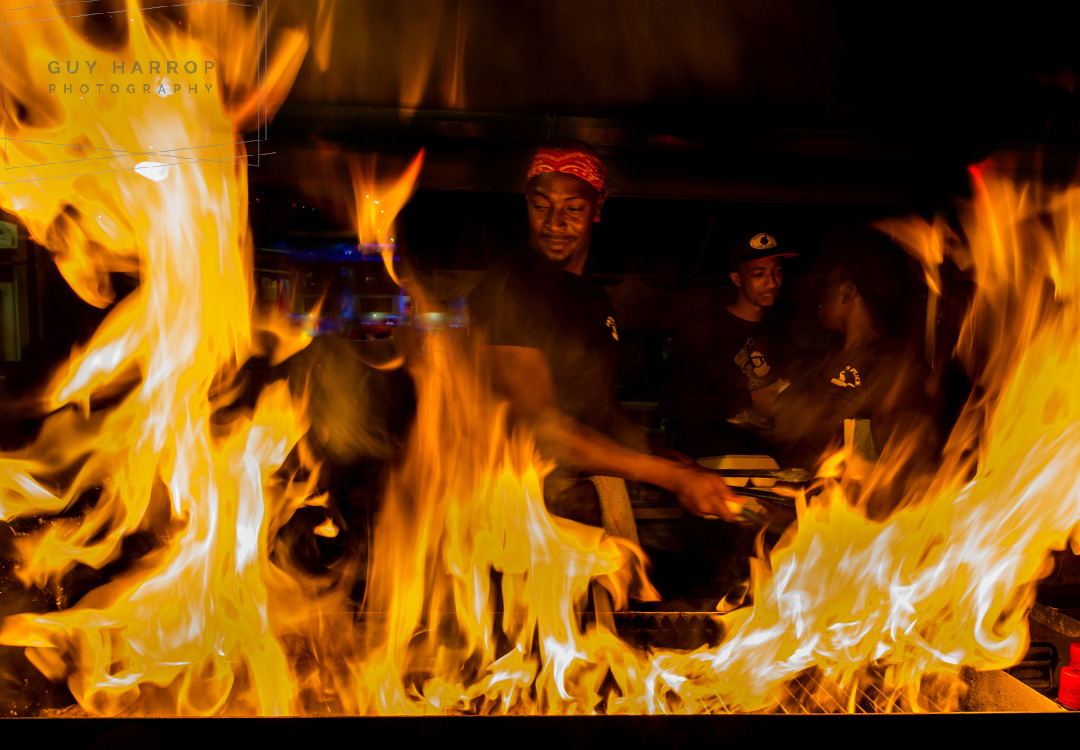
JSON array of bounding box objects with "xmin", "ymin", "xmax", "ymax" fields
[
  {"xmin": 713, "ymin": 467, "xmax": 812, "ymax": 483},
  {"xmin": 706, "ymin": 467, "xmax": 812, "ymax": 530},
  {"xmin": 710, "ymin": 466, "xmax": 810, "ymax": 509},
  {"xmin": 731, "ymin": 485, "xmax": 797, "ymax": 508},
  {"xmin": 702, "ymin": 467, "xmax": 809, "ymax": 527}
]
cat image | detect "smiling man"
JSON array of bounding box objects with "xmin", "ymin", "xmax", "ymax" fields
[
  {"xmin": 660, "ymin": 231, "xmax": 799, "ymax": 458},
  {"xmin": 469, "ymin": 140, "xmax": 741, "ymax": 535},
  {"xmin": 526, "ymin": 167, "xmax": 596, "ymax": 273}
]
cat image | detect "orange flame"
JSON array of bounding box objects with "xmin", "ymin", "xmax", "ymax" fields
[
  {"xmin": 336, "ymin": 152, "xmax": 652, "ymax": 714},
  {"xmin": 347, "ymin": 150, "xmax": 424, "ymax": 288},
  {"xmin": 0, "ymin": 0, "xmax": 319, "ymax": 715},
  {"xmin": 619, "ymin": 162, "xmax": 1080, "ymax": 713},
  {"xmin": 344, "ymin": 158, "xmax": 1080, "ymax": 713},
  {"xmin": 356, "ymin": 342, "xmax": 654, "ymax": 714}
]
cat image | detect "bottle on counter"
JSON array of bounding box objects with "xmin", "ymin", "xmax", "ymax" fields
[{"xmin": 1059, "ymin": 641, "xmax": 1080, "ymax": 710}]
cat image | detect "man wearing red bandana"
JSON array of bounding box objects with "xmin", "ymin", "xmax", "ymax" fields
[
  {"xmin": 522, "ymin": 142, "xmax": 608, "ymax": 273},
  {"xmin": 470, "ymin": 140, "xmax": 742, "ymax": 534}
]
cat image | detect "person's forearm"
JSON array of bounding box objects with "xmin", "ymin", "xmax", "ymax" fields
[
  {"xmin": 534, "ymin": 409, "xmax": 686, "ymax": 492},
  {"xmin": 608, "ymin": 404, "xmax": 653, "ymax": 454},
  {"xmin": 483, "ymin": 344, "xmax": 697, "ymax": 497}
]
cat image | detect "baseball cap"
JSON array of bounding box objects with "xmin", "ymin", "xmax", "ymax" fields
[{"xmin": 729, "ymin": 231, "xmax": 797, "ymax": 270}]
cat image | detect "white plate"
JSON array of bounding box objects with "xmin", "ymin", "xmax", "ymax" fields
[{"xmin": 696, "ymin": 455, "xmax": 779, "ymax": 487}]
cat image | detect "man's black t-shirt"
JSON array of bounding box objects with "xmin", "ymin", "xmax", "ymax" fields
[
  {"xmin": 468, "ymin": 248, "xmax": 621, "ymax": 440},
  {"xmin": 660, "ymin": 307, "xmax": 797, "ymax": 458},
  {"xmin": 772, "ymin": 334, "xmax": 938, "ymax": 467}
]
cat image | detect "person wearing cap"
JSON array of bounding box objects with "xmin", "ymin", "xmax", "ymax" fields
[
  {"xmin": 468, "ymin": 139, "xmax": 742, "ymax": 532},
  {"xmin": 659, "ymin": 232, "xmax": 800, "ymax": 459}
]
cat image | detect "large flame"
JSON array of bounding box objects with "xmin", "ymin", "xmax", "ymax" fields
[
  {"xmin": 354, "ymin": 321, "xmax": 653, "ymax": 715},
  {"xmin": 1, "ymin": 0, "xmax": 1078, "ymax": 718},
  {"xmin": 0, "ymin": 0, "xmax": 317, "ymax": 715},
  {"xmin": 627, "ymin": 161, "xmax": 1080, "ymax": 713},
  {"xmin": 331, "ymin": 156, "xmax": 1080, "ymax": 713}
]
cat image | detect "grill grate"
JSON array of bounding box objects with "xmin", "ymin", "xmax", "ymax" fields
[
  {"xmin": 1004, "ymin": 642, "xmax": 1057, "ymax": 692},
  {"xmin": 769, "ymin": 666, "xmax": 965, "ymax": 714}
]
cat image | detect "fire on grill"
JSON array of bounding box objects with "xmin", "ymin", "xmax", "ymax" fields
[{"xmin": 0, "ymin": 0, "xmax": 1079, "ymax": 721}]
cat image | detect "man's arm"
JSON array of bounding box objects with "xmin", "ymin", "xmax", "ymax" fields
[
  {"xmin": 608, "ymin": 396, "xmax": 697, "ymax": 465},
  {"xmin": 488, "ymin": 344, "xmax": 741, "ymax": 520},
  {"xmin": 606, "ymin": 401, "xmax": 652, "ymax": 454}
]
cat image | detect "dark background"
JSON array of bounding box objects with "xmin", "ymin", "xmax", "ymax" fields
[
  {"xmin": 232, "ymin": 1, "xmax": 1080, "ymax": 409},
  {"xmin": 9, "ymin": 0, "xmax": 1080, "ymax": 396}
]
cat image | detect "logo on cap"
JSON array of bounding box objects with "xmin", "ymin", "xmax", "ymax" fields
[{"xmin": 749, "ymin": 232, "xmax": 778, "ymax": 251}]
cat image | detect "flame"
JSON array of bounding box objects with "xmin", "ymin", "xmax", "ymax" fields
[
  {"xmin": 355, "ymin": 336, "xmax": 654, "ymax": 714},
  {"xmin": 347, "ymin": 150, "xmax": 425, "ymax": 287},
  {"xmin": 618, "ymin": 162, "xmax": 1080, "ymax": 713},
  {"xmin": 343, "ymin": 157, "xmax": 1080, "ymax": 713},
  {"xmin": 313, "ymin": 518, "xmax": 338, "ymax": 538},
  {"xmin": 0, "ymin": 0, "xmax": 321, "ymax": 715}
]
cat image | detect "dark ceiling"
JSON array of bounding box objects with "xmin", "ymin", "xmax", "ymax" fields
[
  {"xmin": 249, "ymin": 1, "xmax": 1080, "ymax": 208},
  {"xmin": 267, "ymin": 1, "xmax": 1080, "ymax": 142}
]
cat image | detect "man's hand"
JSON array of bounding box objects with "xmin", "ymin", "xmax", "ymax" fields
[
  {"xmin": 671, "ymin": 467, "xmax": 743, "ymax": 521},
  {"xmin": 486, "ymin": 346, "xmax": 746, "ymax": 524}
]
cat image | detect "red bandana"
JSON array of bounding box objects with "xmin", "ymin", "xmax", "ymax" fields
[{"xmin": 526, "ymin": 146, "xmax": 607, "ymax": 220}]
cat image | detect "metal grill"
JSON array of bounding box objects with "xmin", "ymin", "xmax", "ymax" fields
[
  {"xmin": 769, "ymin": 666, "xmax": 966, "ymax": 714},
  {"xmin": 1005, "ymin": 643, "xmax": 1057, "ymax": 692},
  {"xmin": 610, "ymin": 611, "xmax": 723, "ymax": 650}
]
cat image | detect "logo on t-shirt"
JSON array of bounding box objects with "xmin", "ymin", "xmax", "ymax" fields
[
  {"xmin": 606, "ymin": 316, "xmax": 619, "ymax": 341},
  {"xmin": 734, "ymin": 338, "xmax": 771, "ymax": 390},
  {"xmin": 830, "ymin": 365, "xmax": 861, "ymax": 388}
]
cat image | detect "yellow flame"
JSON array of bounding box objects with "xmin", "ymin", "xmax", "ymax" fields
[
  {"xmin": 0, "ymin": 0, "xmax": 320, "ymax": 715},
  {"xmin": 313, "ymin": 518, "xmax": 338, "ymax": 538},
  {"xmin": 342, "ymin": 159, "xmax": 1080, "ymax": 713},
  {"xmin": 347, "ymin": 150, "xmax": 424, "ymax": 289},
  {"xmin": 355, "ymin": 339, "xmax": 653, "ymax": 714},
  {"xmin": 618, "ymin": 162, "xmax": 1080, "ymax": 713}
]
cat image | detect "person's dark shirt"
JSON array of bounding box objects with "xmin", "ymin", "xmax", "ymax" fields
[
  {"xmin": 772, "ymin": 334, "xmax": 939, "ymax": 468},
  {"xmin": 468, "ymin": 247, "xmax": 621, "ymax": 440},
  {"xmin": 660, "ymin": 307, "xmax": 797, "ymax": 458}
]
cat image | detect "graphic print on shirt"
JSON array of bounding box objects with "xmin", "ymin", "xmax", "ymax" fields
[
  {"xmin": 734, "ymin": 337, "xmax": 771, "ymax": 390},
  {"xmin": 606, "ymin": 316, "xmax": 619, "ymax": 341},
  {"xmin": 830, "ymin": 365, "xmax": 861, "ymax": 388}
]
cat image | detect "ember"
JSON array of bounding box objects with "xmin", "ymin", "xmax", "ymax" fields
[{"xmin": 0, "ymin": 0, "xmax": 1078, "ymax": 719}]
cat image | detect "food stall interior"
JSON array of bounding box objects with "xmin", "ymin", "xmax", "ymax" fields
[{"xmin": 2, "ymin": 0, "xmax": 1080, "ymax": 726}]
